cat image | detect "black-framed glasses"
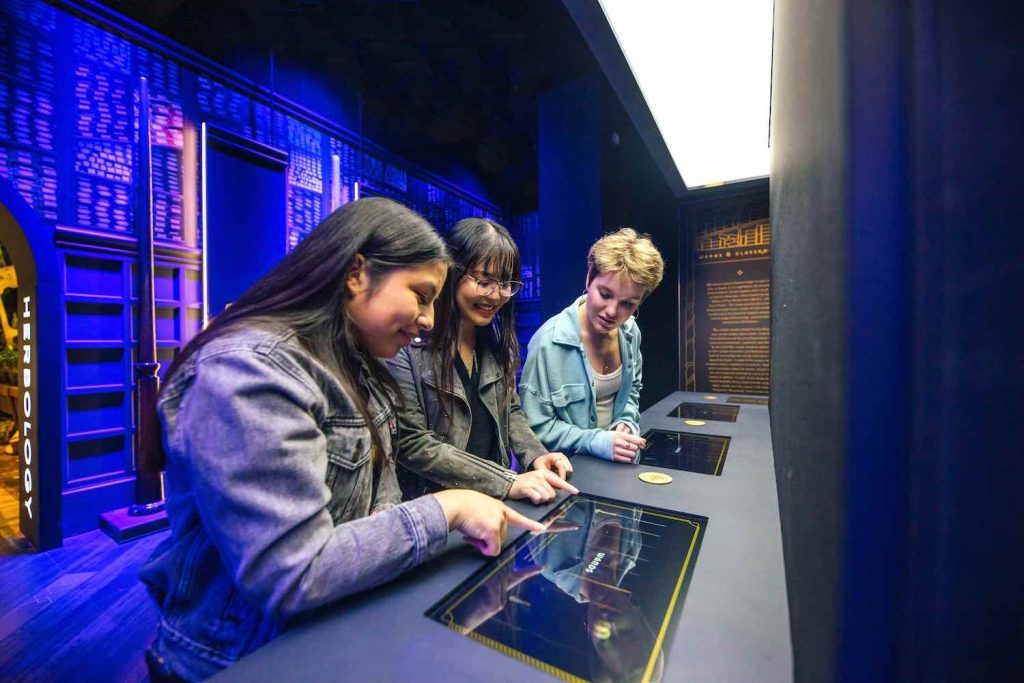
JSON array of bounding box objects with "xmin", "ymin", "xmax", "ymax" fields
[{"xmin": 466, "ymin": 273, "xmax": 523, "ymax": 297}]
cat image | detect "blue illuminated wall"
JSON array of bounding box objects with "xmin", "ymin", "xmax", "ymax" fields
[
  {"xmin": 511, "ymin": 211, "xmax": 542, "ymax": 363},
  {"xmin": 0, "ymin": 0, "xmax": 506, "ymax": 538}
]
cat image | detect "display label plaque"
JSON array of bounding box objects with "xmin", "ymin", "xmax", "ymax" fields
[
  {"xmin": 726, "ymin": 395, "xmax": 768, "ymax": 406},
  {"xmin": 638, "ymin": 430, "xmax": 730, "ymax": 476},
  {"xmin": 668, "ymin": 401, "xmax": 739, "ymax": 422},
  {"xmin": 427, "ymin": 494, "xmax": 707, "ymax": 683},
  {"xmin": 690, "ymin": 220, "xmax": 772, "ymax": 394}
]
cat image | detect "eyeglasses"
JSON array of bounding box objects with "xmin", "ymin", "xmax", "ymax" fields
[{"xmin": 466, "ymin": 273, "xmax": 523, "ymax": 297}]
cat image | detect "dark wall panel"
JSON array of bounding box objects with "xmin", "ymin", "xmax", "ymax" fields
[
  {"xmin": 772, "ymin": 0, "xmax": 1024, "ymax": 681},
  {"xmin": 897, "ymin": 1, "xmax": 1024, "ymax": 679},
  {"xmin": 538, "ymin": 76, "xmax": 603, "ymax": 322},
  {"xmin": 769, "ymin": 0, "xmax": 847, "ymax": 680},
  {"xmin": 204, "ymin": 139, "xmax": 287, "ymax": 317},
  {"xmin": 600, "ymin": 103, "xmax": 678, "ymax": 409}
]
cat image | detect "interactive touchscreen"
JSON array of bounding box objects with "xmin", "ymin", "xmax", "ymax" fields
[
  {"xmin": 726, "ymin": 396, "xmax": 768, "ymax": 406},
  {"xmin": 427, "ymin": 494, "xmax": 707, "ymax": 683},
  {"xmin": 668, "ymin": 401, "xmax": 739, "ymax": 422},
  {"xmin": 638, "ymin": 430, "xmax": 730, "ymax": 476}
]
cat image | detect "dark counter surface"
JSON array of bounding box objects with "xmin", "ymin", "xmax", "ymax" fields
[{"xmin": 212, "ymin": 392, "xmax": 791, "ymax": 682}]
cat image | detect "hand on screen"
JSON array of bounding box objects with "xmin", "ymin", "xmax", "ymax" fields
[
  {"xmin": 509, "ymin": 469, "xmax": 578, "ymax": 505},
  {"xmin": 432, "ymin": 490, "xmax": 544, "ymax": 556}
]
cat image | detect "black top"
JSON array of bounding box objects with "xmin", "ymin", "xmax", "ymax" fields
[{"xmin": 455, "ymin": 346, "xmax": 502, "ymax": 465}]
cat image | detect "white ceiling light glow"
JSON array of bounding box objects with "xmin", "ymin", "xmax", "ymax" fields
[{"xmin": 597, "ymin": 0, "xmax": 773, "ymax": 189}]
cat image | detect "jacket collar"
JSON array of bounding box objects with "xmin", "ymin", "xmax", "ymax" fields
[
  {"xmin": 551, "ymin": 296, "xmax": 637, "ymax": 349},
  {"xmin": 418, "ymin": 341, "xmax": 503, "ymax": 397}
]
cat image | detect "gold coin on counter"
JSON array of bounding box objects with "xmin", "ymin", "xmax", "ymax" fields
[
  {"xmin": 684, "ymin": 419, "xmax": 706, "ymax": 426},
  {"xmin": 638, "ymin": 471, "xmax": 673, "ymax": 485}
]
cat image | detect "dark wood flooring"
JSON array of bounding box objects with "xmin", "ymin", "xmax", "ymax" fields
[{"xmin": 0, "ymin": 519, "xmax": 166, "ymax": 682}]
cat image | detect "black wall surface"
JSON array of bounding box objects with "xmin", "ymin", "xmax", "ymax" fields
[
  {"xmin": 538, "ymin": 76, "xmax": 603, "ymax": 322},
  {"xmin": 600, "ymin": 98, "xmax": 678, "ymax": 409},
  {"xmin": 538, "ymin": 77, "xmax": 680, "ymax": 407},
  {"xmin": 771, "ymin": 0, "xmax": 1024, "ymax": 681},
  {"xmin": 770, "ymin": 0, "xmax": 847, "ymax": 679}
]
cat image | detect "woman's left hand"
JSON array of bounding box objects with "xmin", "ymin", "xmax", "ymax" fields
[
  {"xmin": 612, "ymin": 423, "xmax": 633, "ymax": 434},
  {"xmin": 531, "ymin": 452, "xmax": 574, "ymax": 480}
]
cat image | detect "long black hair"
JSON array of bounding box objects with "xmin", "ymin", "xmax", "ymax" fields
[
  {"xmin": 430, "ymin": 217, "xmax": 521, "ymax": 412},
  {"xmin": 151, "ymin": 197, "xmax": 448, "ymax": 466}
]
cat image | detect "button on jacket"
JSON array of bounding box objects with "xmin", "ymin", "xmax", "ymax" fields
[
  {"xmin": 519, "ymin": 297, "xmax": 643, "ymax": 460},
  {"xmin": 386, "ymin": 340, "xmax": 547, "ymax": 500},
  {"xmin": 139, "ymin": 325, "xmax": 449, "ymax": 680}
]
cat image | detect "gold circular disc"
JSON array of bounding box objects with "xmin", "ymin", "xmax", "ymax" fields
[
  {"xmin": 703, "ymin": 395, "xmax": 718, "ymax": 400},
  {"xmin": 638, "ymin": 471, "xmax": 673, "ymax": 485},
  {"xmin": 684, "ymin": 419, "xmax": 706, "ymax": 426}
]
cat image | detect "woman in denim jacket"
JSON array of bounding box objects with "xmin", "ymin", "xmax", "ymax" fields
[
  {"xmin": 386, "ymin": 218, "xmax": 577, "ymax": 504},
  {"xmin": 520, "ymin": 229, "xmax": 665, "ymax": 463},
  {"xmin": 140, "ymin": 199, "xmax": 543, "ymax": 682}
]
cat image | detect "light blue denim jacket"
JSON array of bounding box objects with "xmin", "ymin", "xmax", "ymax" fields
[
  {"xmin": 139, "ymin": 325, "xmax": 449, "ymax": 681},
  {"xmin": 519, "ymin": 298, "xmax": 643, "ymax": 459}
]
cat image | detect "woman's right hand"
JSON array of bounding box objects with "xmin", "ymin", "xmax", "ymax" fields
[
  {"xmin": 611, "ymin": 431, "xmax": 646, "ymax": 463},
  {"xmin": 507, "ymin": 470, "xmax": 579, "ymax": 505},
  {"xmin": 432, "ymin": 490, "xmax": 545, "ymax": 556}
]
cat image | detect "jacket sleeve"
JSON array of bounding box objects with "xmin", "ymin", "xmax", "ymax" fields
[
  {"xmin": 519, "ymin": 335, "xmax": 615, "ymax": 460},
  {"xmin": 385, "ymin": 348, "xmax": 516, "ymax": 499},
  {"xmin": 507, "ymin": 386, "xmax": 548, "ymax": 470},
  {"xmin": 178, "ymin": 348, "xmax": 450, "ymax": 621},
  {"xmin": 610, "ymin": 325, "xmax": 643, "ymax": 435}
]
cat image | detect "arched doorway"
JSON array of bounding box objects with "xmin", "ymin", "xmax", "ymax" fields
[
  {"xmin": 0, "ymin": 180, "xmax": 62, "ymax": 551},
  {"xmin": 0, "ymin": 241, "xmax": 28, "ymax": 553}
]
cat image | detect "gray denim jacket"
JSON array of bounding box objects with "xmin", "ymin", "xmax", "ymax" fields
[
  {"xmin": 386, "ymin": 341, "xmax": 547, "ymax": 500},
  {"xmin": 139, "ymin": 325, "xmax": 449, "ymax": 681}
]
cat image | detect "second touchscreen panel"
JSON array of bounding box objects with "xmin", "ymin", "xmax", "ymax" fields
[{"xmin": 638, "ymin": 429, "xmax": 730, "ymax": 476}]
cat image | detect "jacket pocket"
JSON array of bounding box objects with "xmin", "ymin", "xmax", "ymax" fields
[
  {"xmin": 322, "ymin": 421, "xmax": 374, "ymax": 524},
  {"xmin": 550, "ymin": 383, "xmax": 587, "ymax": 408},
  {"xmin": 324, "ymin": 423, "xmax": 372, "ymax": 470}
]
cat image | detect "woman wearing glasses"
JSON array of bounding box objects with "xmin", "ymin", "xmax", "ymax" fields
[
  {"xmin": 520, "ymin": 228, "xmax": 664, "ymax": 463},
  {"xmin": 387, "ymin": 218, "xmax": 577, "ymax": 505}
]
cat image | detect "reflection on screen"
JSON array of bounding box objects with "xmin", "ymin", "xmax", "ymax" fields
[
  {"xmin": 426, "ymin": 494, "xmax": 707, "ymax": 683},
  {"xmin": 638, "ymin": 430, "xmax": 730, "ymax": 476},
  {"xmin": 668, "ymin": 401, "xmax": 739, "ymax": 422}
]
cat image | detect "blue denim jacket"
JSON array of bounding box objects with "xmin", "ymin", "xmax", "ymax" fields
[
  {"xmin": 139, "ymin": 325, "xmax": 449, "ymax": 681},
  {"xmin": 519, "ymin": 298, "xmax": 643, "ymax": 459}
]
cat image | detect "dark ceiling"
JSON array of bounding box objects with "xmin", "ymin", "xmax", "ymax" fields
[{"xmin": 100, "ymin": 0, "xmax": 601, "ymax": 209}]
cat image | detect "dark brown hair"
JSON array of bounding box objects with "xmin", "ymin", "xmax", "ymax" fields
[
  {"xmin": 151, "ymin": 197, "xmax": 447, "ymax": 466},
  {"xmin": 430, "ymin": 217, "xmax": 521, "ymax": 413}
]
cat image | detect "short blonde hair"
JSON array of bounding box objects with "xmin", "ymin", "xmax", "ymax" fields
[{"xmin": 587, "ymin": 228, "xmax": 665, "ymax": 295}]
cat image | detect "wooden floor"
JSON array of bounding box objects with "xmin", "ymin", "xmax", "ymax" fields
[{"xmin": 0, "ymin": 509, "xmax": 166, "ymax": 682}]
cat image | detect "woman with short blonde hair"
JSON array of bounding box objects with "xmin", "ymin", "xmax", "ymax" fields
[{"xmin": 520, "ymin": 228, "xmax": 665, "ymax": 463}]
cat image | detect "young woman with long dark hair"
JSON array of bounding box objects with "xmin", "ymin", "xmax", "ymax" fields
[
  {"xmin": 387, "ymin": 218, "xmax": 577, "ymax": 504},
  {"xmin": 140, "ymin": 199, "xmax": 543, "ymax": 682}
]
